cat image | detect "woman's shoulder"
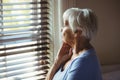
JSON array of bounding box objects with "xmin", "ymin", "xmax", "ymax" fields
[
  {"xmin": 72, "ymin": 48, "xmax": 96, "ymax": 63},
  {"xmin": 69, "ymin": 48, "xmax": 98, "ymax": 72},
  {"xmin": 65, "ymin": 48, "xmax": 102, "ymax": 80}
]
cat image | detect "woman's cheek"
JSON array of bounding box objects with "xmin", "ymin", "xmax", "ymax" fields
[{"xmin": 62, "ymin": 29, "xmax": 74, "ymax": 43}]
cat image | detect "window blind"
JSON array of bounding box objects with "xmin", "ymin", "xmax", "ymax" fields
[{"xmin": 0, "ymin": 0, "xmax": 52, "ymax": 80}]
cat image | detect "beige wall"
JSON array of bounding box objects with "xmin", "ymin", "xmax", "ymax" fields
[
  {"xmin": 75, "ymin": 0, "xmax": 120, "ymax": 65},
  {"xmin": 59, "ymin": 0, "xmax": 120, "ymax": 65}
]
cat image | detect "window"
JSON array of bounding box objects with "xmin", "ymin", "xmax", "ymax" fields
[{"xmin": 0, "ymin": 0, "xmax": 52, "ymax": 80}]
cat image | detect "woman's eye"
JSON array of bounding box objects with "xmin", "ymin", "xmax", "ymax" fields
[{"xmin": 61, "ymin": 28, "xmax": 63, "ymax": 32}]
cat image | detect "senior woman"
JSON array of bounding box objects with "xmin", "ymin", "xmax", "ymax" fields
[{"xmin": 46, "ymin": 8, "xmax": 102, "ymax": 80}]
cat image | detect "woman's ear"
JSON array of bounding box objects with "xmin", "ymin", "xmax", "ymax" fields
[{"xmin": 74, "ymin": 29, "xmax": 82, "ymax": 37}]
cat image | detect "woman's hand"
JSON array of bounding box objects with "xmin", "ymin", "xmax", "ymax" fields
[
  {"xmin": 45, "ymin": 42, "xmax": 73, "ymax": 80},
  {"xmin": 56, "ymin": 42, "xmax": 73, "ymax": 65}
]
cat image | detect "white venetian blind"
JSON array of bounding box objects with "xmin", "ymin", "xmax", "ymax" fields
[{"xmin": 0, "ymin": 0, "xmax": 52, "ymax": 80}]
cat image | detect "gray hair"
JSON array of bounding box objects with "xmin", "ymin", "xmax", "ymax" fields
[{"xmin": 63, "ymin": 8, "xmax": 98, "ymax": 40}]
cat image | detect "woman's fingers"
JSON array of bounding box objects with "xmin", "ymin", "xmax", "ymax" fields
[
  {"xmin": 59, "ymin": 48, "xmax": 72, "ymax": 65},
  {"xmin": 69, "ymin": 48, "xmax": 73, "ymax": 57},
  {"xmin": 58, "ymin": 42, "xmax": 71, "ymax": 55}
]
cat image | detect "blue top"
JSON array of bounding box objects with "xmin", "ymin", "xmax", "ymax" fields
[{"xmin": 53, "ymin": 48, "xmax": 103, "ymax": 80}]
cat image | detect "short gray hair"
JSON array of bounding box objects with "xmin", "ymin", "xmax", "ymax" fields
[{"xmin": 63, "ymin": 8, "xmax": 98, "ymax": 40}]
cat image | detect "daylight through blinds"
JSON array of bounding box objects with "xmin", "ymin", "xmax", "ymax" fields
[{"xmin": 0, "ymin": 0, "xmax": 51, "ymax": 80}]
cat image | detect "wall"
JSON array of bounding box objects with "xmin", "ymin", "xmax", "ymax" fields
[{"xmin": 60, "ymin": 0, "xmax": 120, "ymax": 65}]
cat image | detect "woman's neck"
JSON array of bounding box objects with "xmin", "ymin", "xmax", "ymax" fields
[{"xmin": 71, "ymin": 36, "xmax": 93, "ymax": 59}]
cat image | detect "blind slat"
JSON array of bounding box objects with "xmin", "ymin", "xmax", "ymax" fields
[
  {"xmin": 0, "ymin": 1, "xmax": 48, "ymax": 6},
  {"xmin": 0, "ymin": 64, "xmax": 49, "ymax": 74},
  {"xmin": 0, "ymin": 51, "xmax": 50, "ymax": 61},
  {"xmin": 1, "ymin": 7, "xmax": 49, "ymax": 11},
  {"xmin": 1, "ymin": 22, "xmax": 49, "ymax": 28},
  {"xmin": 0, "ymin": 46, "xmax": 50, "ymax": 56},
  {"xmin": 0, "ymin": 36, "xmax": 50, "ymax": 44},
  {"xmin": 0, "ymin": 31, "xmax": 49, "ymax": 38},
  {"xmin": 0, "ymin": 31, "xmax": 49, "ymax": 37},
  {"xmin": 0, "ymin": 42, "xmax": 49, "ymax": 51},
  {"xmin": 0, "ymin": 17, "xmax": 49, "ymax": 23},
  {"xmin": 0, "ymin": 12, "xmax": 49, "ymax": 17},
  {"xmin": 1, "ymin": 69, "xmax": 48, "ymax": 80},
  {"xmin": 0, "ymin": 57, "xmax": 49, "ymax": 66},
  {"xmin": 0, "ymin": 70, "xmax": 47, "ymax": 80}
]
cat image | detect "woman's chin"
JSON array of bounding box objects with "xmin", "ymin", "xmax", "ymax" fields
[
  {"xmin": 65, "ymin": 41, "xmax": 72, "ymax": 47},
  {"xmin": 62, "ymin": 39, "xmax": 72, "ymax": 45}
]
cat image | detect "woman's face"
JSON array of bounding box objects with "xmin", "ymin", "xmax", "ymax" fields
[{"xmin": 61, "ymin": 27, "xmax": 74, "ymax": 45}]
